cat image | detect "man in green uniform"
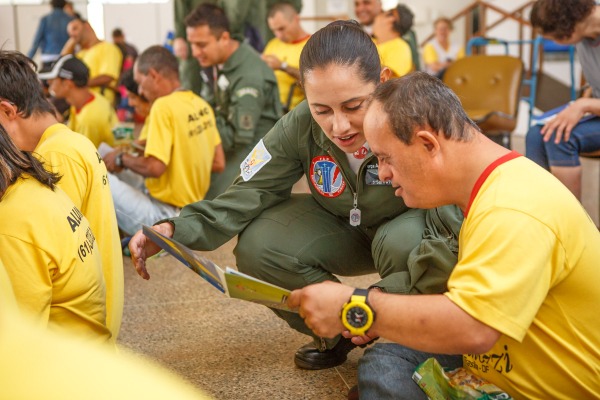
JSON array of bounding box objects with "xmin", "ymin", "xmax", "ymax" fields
[{"xmin": 185, "ymin": 3, "xmax": 282, "ymax": 199}]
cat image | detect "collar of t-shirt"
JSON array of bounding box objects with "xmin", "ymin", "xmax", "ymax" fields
[
  {"xmin": 464, "ymin": 151, "xmax": 521, "ymax": 217},
  {"xmin": 345, "ymin": 142, "xmax": 371, "ymax": 174}
]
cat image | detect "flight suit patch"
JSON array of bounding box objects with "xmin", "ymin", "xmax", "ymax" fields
[
  {"xmin": 310, "ymin": 156, "xmax": 346, "ymax": 198},
  {"xmin": 235, "ymin": 87, "xmax": 259, "ymax": 98},
  {"xmin": 365, "ymin": 164, "xmax": 392, "ymax": 185},
  {"xmin": 241, "ymin": 139, "xmax": 272, "ymax": 181},
  {"xmin": 239, "ymin": 113, "xmax": 255, "ymax": 130}
]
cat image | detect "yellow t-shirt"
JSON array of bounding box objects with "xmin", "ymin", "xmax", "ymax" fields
[
  {"xmin": 36, "ymin": 123, "xmax": 123, "ymax": 343},
  {"xmin": 0, "ymin": 259, "xmax": 17, "ymax": 310},
  {"xmin": 446, "ymin": 156, "xmax": 600, "ymax": 398},
  {"xmin": 0, "ymin": 177, "xmax": 110, "ymax": 344},
  {"xmin": 0, "ymin": 287, "xmax": 212, "ymax": 400},
  {"xmin": 77, "ymin": 41, "xmax": 123, "ymax": 104},
  {"xmin": 144, "ymin": 90, "xmax": 221, "ymax": 207},
  {"xmin": 423, "ymin": 40, "xmax": 465, "ymax": 74},
  {"xmin": 376, "ymin": 37, "xmax": 413, "ymax": 78},
  {"xmin": 263, "ymin": 36, "xmax": 309, "ymax": 110},
  {"xmin": 67, "ymin": 93, "xmax": 117, "ymax": 147}
]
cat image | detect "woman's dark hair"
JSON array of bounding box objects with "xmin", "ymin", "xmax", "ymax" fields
[
  {"xmin": 0, "ymin": 124, "xmax": 60, "ymax": 196},
  {"xmin": 393, "ymin": 4, "xmax": 414, "ymax": 36},
  {"xmin": 0, "ymin": 50, "xmax": 55, "ymax": 118},
  {"xmin": 300, "ymin": 20, "xmax": 380, "ymax": 86},
  {"xmin": 530, "ymin": 0, "xmax": 595, "ymax": 40}
]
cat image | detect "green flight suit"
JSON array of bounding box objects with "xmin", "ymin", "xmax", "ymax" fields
[
  {"xmin": 167, "ymin": 102, "xmax": 463, "ymax": 349},
  {"xmin": 173, "ymin": 0, "xmax": 263, "ymax": 95},
  {"xmin": 202, "ymin": 43, "xmax": 282, "ymax": 199}
]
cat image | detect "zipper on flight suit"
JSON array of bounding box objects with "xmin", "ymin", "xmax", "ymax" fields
[{"xmin": 326, "ymin": 150, "xmax": 374, "ymax": 227}]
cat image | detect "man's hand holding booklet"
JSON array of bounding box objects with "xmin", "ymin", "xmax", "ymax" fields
[{"xmin": 141, "ymin": 225, "xmax": 296, "ymax": 312}]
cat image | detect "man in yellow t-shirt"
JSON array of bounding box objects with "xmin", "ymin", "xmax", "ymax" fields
[
  {"xmin": 261, "ymin": 2, "xmax": 310, "ymax": 111},
  {"xmin": 372, "ymin": 8, "xmax": 413, "ymax": 78},
  {"xmin": 289, "ymin": 73, "xmax": 600, "ymax": 399},
  {"xmin": 65, "ymin": 18, "xmax": 122, "ymax": 105},
  {"xmin": 1, "ymin": 50, "xmax": 123, "ymax": 344},
  {"xmin": 42, "ymin": 54, "xmax": 117, "ymax": 147},
  {"xmin": 103, "ymin": 45, "xmax": 224, "ymax": 236},
  {"xmin": 0, "ymin": 124, "xmax": 110, "ymax": 344}
]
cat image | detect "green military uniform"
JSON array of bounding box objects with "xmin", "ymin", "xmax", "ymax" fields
[
  {"xmin": 166, "ymin": 101, "xmax": 463, "ymax": 349},
  {"xmin": 202, "ymin": 42, "xmax": 282, "ymax": 199},
  {"xmin": 173, "ymin": 0, "xmax": 260, "ymax": 95}
]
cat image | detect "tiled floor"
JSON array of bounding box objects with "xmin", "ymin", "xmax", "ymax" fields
[
  {"xmin": 117, "ymin": 132, "xmax": 600, "ymax": 400},
  {"xmin": 118, "ymin": 238, "xmax": 378, "ymax": 400}
]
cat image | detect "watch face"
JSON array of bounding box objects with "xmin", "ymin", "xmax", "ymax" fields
[{"xmin": 345, "ymin": 306, "xmax": 369, "ymax": 328}]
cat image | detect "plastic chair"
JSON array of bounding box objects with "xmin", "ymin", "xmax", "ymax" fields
[{"xmin": 443, "ymin": 55, "xmax": 524, "ymax": 149}]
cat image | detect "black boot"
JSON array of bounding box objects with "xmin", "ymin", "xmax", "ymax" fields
[{"xmin": 294, "ymin": 337, "xmax": 358, "ymax": 370}]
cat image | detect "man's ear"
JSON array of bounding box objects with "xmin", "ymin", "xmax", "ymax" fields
[
  {"xmin": 0, "ymin": 100, "xmax": 18, "ymax": 121},
  {"xmin": 218, "ymin": 30, "xmax": 231, "ymax": 43},
  {"xmin": 415, "ymin": 130, "xmax": 441, "ymax": 155},
  {"xmin": 380, "ymin": 67, "xmax": 392, "ymax": 83}
]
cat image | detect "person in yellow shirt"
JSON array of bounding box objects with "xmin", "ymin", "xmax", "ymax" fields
[
  {"xmin": 64, "ymin": 17, "xmax": 122, "ymax": 105},
  {"xmin": 0, "ymin": 122, "xmax": 110, "ymax": 344},
  {"xmin": 423, "ymin": 17, "xmax": 465, "ymax": 78},
  {"xmin": 103, "ymin": 45, "xmax": 225, "ymax": 236},
  {"xmin": 0, "ymin": 50, "xmax": 123, "ymax": 344},
  {"xmin": 41, "ymin": 54, "xmax": 118, "ymax": 147},
  {"xmin": 372, "ymin": 6, "xmax": 413, "ymax": 78},
  {"xmin": 290, "ymin": 73, "xmax": 600, "ymax": 399},
  {"xmin": 0, "ymin": 259, "xmax": 214, "ymax": 400},
  {"xmin": 261, "ymin": 2, "xmax": 310, "ymax": 111}
]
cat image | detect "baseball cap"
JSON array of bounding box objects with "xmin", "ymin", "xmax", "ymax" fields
[{"xmin": 38, "ymin": 54, "xmax": 89, "ymax": 87}]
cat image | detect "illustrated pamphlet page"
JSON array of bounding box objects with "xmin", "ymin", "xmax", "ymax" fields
[
  {"xmin": 142, "ymin": 225, "xmax": 296, "ymax": 312},
  {"xmin": 224, "ymin": 267, "xmax": 294, "ymax": 312},
  {"xmin": 142, "ymin": 225, "xmax": 225, "ymax": 293}
]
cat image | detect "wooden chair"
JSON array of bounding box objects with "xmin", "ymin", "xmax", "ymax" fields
[{"xmin": 443, "ymin": 55, "xmax": 524, "ymax": 149}]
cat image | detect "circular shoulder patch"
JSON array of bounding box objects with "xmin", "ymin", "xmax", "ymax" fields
[{"xmin": 310, "ymin": 156, "xmax": 346, "ymax": 198}]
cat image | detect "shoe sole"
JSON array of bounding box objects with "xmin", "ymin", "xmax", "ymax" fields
[{"xmin": 293, "ymin": 354, "xmax": 347, "ymax": 370}]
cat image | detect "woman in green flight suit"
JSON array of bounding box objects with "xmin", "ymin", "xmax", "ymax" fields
[{"xmin": 130, "ymin": 20, "xmax": 463, "ymax": 372}]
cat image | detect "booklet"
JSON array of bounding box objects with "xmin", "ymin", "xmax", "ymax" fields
[
  {"xmin": 532, "ymin": 102, "xmax": 595, "ymax": 126},
  {"xmin": 142, "ymin": 225, "xmax": 295, "ymax": 312}
]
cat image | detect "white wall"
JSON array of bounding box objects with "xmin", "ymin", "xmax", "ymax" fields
[{"xmin": 0, "ymin": 0, "xmax": 538, "ymax": 63}]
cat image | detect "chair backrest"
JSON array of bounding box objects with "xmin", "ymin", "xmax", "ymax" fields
[{"xmin": 443, "ymin": 55, "xmax": 523, "ymax": 119}]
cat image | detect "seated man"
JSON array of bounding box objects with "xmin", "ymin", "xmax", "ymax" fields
[
  {"xmin": 290, "ymin": 72, "xmax": 600, "ymax": 399},
  {"xmin": 261, "ymin": 2, "xmax": 310, "ymax": 111},
  {"xmin": 41, "ymin": 54, "xmax": 118, "ymax": 148},
  {"xmin": 64, "ymin": 17, "xmax": 122, "ymax": 105},
  {"xmin": 372, "ymin": 5, "xmax": 413, "ymax": 78},
  {"xmin": 104, "ymin": 45, "xmax": 224, "ymax": 236},
  {"xmin": 0, "ymin": 49, "xmax": 123, "ymax": 344}
]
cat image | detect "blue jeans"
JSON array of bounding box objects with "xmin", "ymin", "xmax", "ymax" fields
[
  {"xmin": 108, "ymin": 171, "xmax": 180, "ymax": 235},
  {"xmin": 358, "ymin": 343, "xmax": 463, "ymax": 400},
  {"xmin": 525, "ymin": 117, "xmax": 600, "ymax": 168}
]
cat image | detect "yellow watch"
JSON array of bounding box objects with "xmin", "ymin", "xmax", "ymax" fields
[{"xmin": 341, "ymin": 288, "xmax": 374, "ymax": 335}]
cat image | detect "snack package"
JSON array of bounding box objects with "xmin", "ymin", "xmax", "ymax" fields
[{"xmin": 412, "ymin": 358, "xmax": 512, "ymax": 400}]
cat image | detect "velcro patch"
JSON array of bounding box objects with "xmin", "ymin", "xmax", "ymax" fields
[
  {"xmin": 310, "ymin": 155, "xmax": 346, "ymax": 197},
  {"xmin": 240, "ymin": 139, "xmax": 272, "ymax": 181},
  {"xmin": 236, "ymin": 87, "xmax": 259, "ymax": 98}
]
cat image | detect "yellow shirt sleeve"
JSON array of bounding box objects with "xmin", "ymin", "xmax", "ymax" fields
[
  {"xmin": 423, "ymin": 42, "xmax": 438, "ymax": 65},
  {"xmin": 377, "ymin": 38, "xmax": 413, "ymax": 78}
]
